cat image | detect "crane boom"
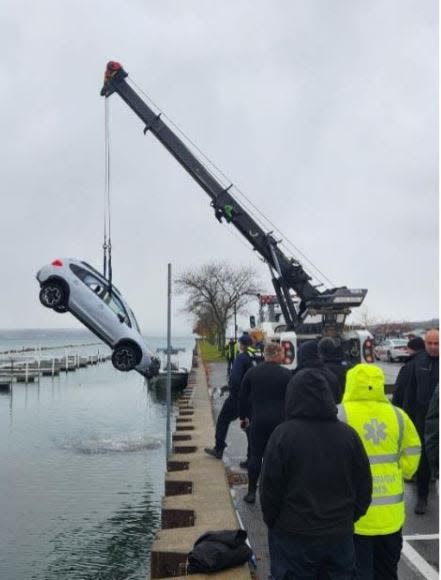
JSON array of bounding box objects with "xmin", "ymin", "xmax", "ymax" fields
[{"xmin": 100, "ymin": 61, "xmax": 367, "ymax": 333}]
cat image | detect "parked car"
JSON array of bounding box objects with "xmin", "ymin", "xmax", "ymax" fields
[
  {"xmin": 374, "ymin": 338, "xmax": 410, "ymax": 363},
  {"xmin": 37, "ymin": 258, "xmax": 157, "ymax": 376}
]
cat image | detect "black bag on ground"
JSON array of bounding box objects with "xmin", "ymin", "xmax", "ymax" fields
[{"xmin": 186, "ymin": 529, "xmax": 252, "ymax": 574}]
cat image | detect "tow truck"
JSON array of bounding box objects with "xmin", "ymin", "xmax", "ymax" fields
[{"xmin": 100, "ymin": 61, "xmax": 374, "ymax": 367}]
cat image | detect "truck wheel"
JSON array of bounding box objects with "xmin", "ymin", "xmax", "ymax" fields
[
  {"xmin": 39, "ymin": 282, "xmax": 67, "ymax": 309},
  {"xmin": 112, "ymin": 342, "xmax": 142, "ymax": 372}
]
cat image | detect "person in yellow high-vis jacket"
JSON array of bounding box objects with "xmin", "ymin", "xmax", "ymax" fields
[{"xmin": 337, "ymin": 364, "xmax": 421, "ymax": 580}]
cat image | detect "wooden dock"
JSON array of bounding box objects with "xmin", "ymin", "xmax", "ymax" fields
[{"xmin": 0, "ymin": 352, "xmax": 110, "ymax": 385}]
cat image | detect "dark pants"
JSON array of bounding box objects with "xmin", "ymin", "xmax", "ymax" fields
[
  {"xmin": 354, "ymin": 530, "xmax": 402, "ymax": 580},
  {"xmin": 248, "ymin": 419, "xmax": 279, "ymax": 488},
  {"xmin": 215, "ymin": 395, "xmax": 239, "ymax": 451},
  {"xmin": 268, "ymin": 529, "xmax": 354, "ymax": 580},
  {"xmin": 415, "ymin": 410, "xmax": 431, "ymax": 499}
]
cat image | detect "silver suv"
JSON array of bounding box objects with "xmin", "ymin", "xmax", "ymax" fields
[{"xmin": 37, "ymin": 258, "xmax": 156, "ymax": 376}]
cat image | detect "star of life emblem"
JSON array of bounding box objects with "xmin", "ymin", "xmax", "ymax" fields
[{"xmin": 364, "ymin": 418, "xmax": 387, "ymax": 445}]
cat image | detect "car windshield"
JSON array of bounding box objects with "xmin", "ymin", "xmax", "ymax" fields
[
  {"xmin": 128, "ymin": 307, "xmax": 141, "ymax": 333},
  {"xmin": 79, "ymin": 261, "xmax": 123, "ymax": 297},
  {"xmin": 391, "ymin": 339, "xmax": 407, "ymax": 346}
]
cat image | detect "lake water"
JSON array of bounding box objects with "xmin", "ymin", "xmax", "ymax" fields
[{"xmin": 0, "ymin": 329, "xmax": 194, "ymax": 580}]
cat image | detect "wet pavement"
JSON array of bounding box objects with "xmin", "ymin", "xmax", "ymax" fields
[{"xmin": 206, "ymin": 361, "xmax": 439, "ymax": 580}]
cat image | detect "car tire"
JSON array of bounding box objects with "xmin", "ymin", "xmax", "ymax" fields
[
  {"xmin": 112, "ymin": 342, "xmax": 142, "ymax": 372},
  {"xmin": 39, "ymin": 281, "xmax": 67, "ymax": 309},
  {"xmin": 387, "ymin": 352, "xmax": 394, "ymax": 363}
]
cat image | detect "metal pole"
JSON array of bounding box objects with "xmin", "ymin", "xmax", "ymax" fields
[
  {"xmin": 166, "ymin": 263, "xmax": 172, "ymax": 460},
  {"xmin": 234, "ymin": 302, "xmax": 237, "ymax": 342}
]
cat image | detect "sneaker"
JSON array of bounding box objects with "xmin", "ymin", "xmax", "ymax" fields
[
  {"xmin": 204, "ymin": 447, "xmax": 223, "ymax": 459},
  {"xmin": 414, "ymin": 497, "xmax": 428, "ymax": 515},
  {"xmin": 239, "ymin": 459, "xmax": 249, "ymax": 469},
  {"xmin": 243, "ymin": 490, "xmax": 256, "ymax": 504}
]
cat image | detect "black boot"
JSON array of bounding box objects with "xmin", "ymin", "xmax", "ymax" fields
[
  {"xmin": 204, "ymin": 447, "xmax": 223, "ymax": 459},
  {"xmin": 414, "ymin": 496, "xmax": 428, "ymax": 515},
  {"xmin": 244, "ymin": 480, "xmax": 257, "ymax": 504}
]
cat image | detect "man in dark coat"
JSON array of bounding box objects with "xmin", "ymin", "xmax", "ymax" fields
[
  {"xmin": 318, "ymin": 336, "xmax": 351, "ymax": 398},
  {"xmin": 260, "ymin": 368, "xmax": 372, "ymax": 579},
  {"xmin": 205, "ymin": 334, "xmax": 254, "ymax": 459},
  {"xmin": 396, "ymin": 330, "xmax": 439, "ymax": 514},
  {"xmin": 392, "ymin": 336, "xmax": 426, "ymax": 409},
  {"xmin": 294, "ymin": 340, "xmax": 342, "ymax": 403},
  {"xmin": 238, "ymin": 342, "xmax": 292, "ymax": 504}
]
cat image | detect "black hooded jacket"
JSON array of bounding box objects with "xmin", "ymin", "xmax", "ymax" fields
[
  {"xmin": 293, "ymin": 341, "xmax": 343, "ymax": 403},
  {"xmin": 260, "ymin": 369, "xmax": 372, "ymax": 536}
]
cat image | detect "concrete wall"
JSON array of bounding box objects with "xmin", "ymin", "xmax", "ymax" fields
[{"xmin": 150, "ymin": 356, "xmax": 252, "ymax": 580}]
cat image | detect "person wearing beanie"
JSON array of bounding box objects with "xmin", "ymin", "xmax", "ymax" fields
[
  {"xmin": 392, "ymin": 336, "xmax": 426, "ymax": 410},
  {"xmin": 205, "ymin": 334, "xmax": 254, "ymax": 459},
  {"xmin": 294, "ymin": 340, "xmax": 343, "ymax": 403},
  {"xmin": 318, "ymin": 336, "xmax": 351, "ymax": 399}
]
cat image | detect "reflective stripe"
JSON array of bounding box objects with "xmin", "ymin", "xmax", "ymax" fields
[
  {"xmin": 371, "ymin": 493, "xmax": 404, "ymax": 506},
  {"xmin": 393, "ymin": 406, "xmax": 404, "ymax": 450},
  {"xmin": 337, "ymin": 404, "xmax": 347, "ymax": 423},
  {"xmin": 401, "ymin": 446, "xmax": 421, "ymax": 456},
  {"xmin": 369, "ymin": 453, "xmax": 399, "ymax": 464}
]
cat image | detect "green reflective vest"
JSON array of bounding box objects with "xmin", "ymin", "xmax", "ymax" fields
[{"xmin": 338, "ymin": 364, "xmax": 421, "ymax": 536}]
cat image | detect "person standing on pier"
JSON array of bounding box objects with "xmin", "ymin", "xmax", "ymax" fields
[
  {"xmin": 392, "ymin": 335, "xmax": 425, "ymax": 409},
  {"xmin": 204, "ymin": 334, "xmax": 254, "ymax": 459},
  {"xmin": 238, "ymin": 342, "xmax": 291, "ymax": 504},
  {"xmin": 294, "ymin": 340, "xmax": 342, "ymax": 403},
  {"xmin": 260, "ymin": 368, "xmax": 372, "ymax": 580},
  {"xmin": 318, "ymin": 336, "xmax": 351, "ymax": 398},
  {"xmin": 338, "ymin": 364, "xmax": 421, "ymax": 579},
  {"xmin": 393, "ymin": 329, "xmax": 438, "ymax": 514},
  {"xmin": 225, "ymin": 337, "xmax": 236, "ymax": 376}
]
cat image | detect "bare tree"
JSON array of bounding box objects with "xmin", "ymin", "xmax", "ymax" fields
[{"xmin": 176, "ymin": 262, "xmax": 260, "ymax": 350}]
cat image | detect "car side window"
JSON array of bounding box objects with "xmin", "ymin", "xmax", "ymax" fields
[{"xmin": 101, "ymin": 289, "xmax": 131, "ymax": 327}]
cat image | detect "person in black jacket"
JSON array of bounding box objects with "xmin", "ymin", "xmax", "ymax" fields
[
  {"xmin": 392, "ymin": 336, "xmax": 425, "ymax": 409},
  {"xmin": 293, "ymin": 340, "xmax": 343, "ymax": 403},
  {"xmin": 318, "ymin": 336, "xmax": 351, "ymax": 398},
  {"xmin": 260, "ymin": 368, "xmax": 372, "ymax": 580},
  {"xmin": 205, "ymin": 334, "xmax": 254, "ymax": 459},
  {"xmin": 395, "ymin": 330, "xmax": 439, "ymax": 514},
  {"xmin": 238, "ymin": 342, "xmax": 292, "ymax": 504}
]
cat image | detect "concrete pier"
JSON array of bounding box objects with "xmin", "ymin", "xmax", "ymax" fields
[{"xmin": 149, "ymin": 358, "xmax": 252, "ymax": 579}]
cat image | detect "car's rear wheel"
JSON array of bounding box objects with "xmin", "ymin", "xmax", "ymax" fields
[
  {"xmin": 39, "ymin": 282, "xmax": 67, "ymax": 309},
  {"xmin": 112, "ymin": 342, "xmax": 142, "ymax": 372},
  {"xmin": 387, "ymin": 351, "xmax": 394, "ymax": 363}
]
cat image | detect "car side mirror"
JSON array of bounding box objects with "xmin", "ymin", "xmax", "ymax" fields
[{"xmin": 117, "ymin": 313, "xmax": 125, "ymax": 323}]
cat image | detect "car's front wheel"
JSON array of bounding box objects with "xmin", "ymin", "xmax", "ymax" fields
[
  {"xmin": 39, "ymin": 282, "xmax": 67, "ymax": 310},
  {"xmin": 112, "ymin": 342, "xmax": 142, "ymax": 372},
  {"xmin": 387, "ymin": 351, "xmax": 395, "ymax": 363}
]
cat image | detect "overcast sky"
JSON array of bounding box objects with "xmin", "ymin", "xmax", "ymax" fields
[{"xmin": 1, "ymin": 0, "xmax": 438, "ymax": 336}]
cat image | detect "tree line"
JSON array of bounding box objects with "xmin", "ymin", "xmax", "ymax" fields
[{"xmin": 175, "ymin": 261, "xmax": 260, "ymax": 351}]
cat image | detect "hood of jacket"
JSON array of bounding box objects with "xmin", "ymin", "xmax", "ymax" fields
[
  {"xmin": 297, "ymin": 340, "xmax": 323, "ymax": 369},
  {"xmin": 343, "ymin": 364, "xmax": 388, "ymax": 403},
  {"xmin": 285, "ymin": 368, "xmax": 338, "ymax": 420}
]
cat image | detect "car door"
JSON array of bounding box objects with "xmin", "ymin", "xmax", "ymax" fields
[{"xmin": 69, "ymin": 264, "xmax": 126, "ymax": 345}]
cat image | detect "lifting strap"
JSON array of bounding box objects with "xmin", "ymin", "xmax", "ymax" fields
[{"xmin": 103, "ymin": 98, "xmax": 113, "ymax": 294}]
